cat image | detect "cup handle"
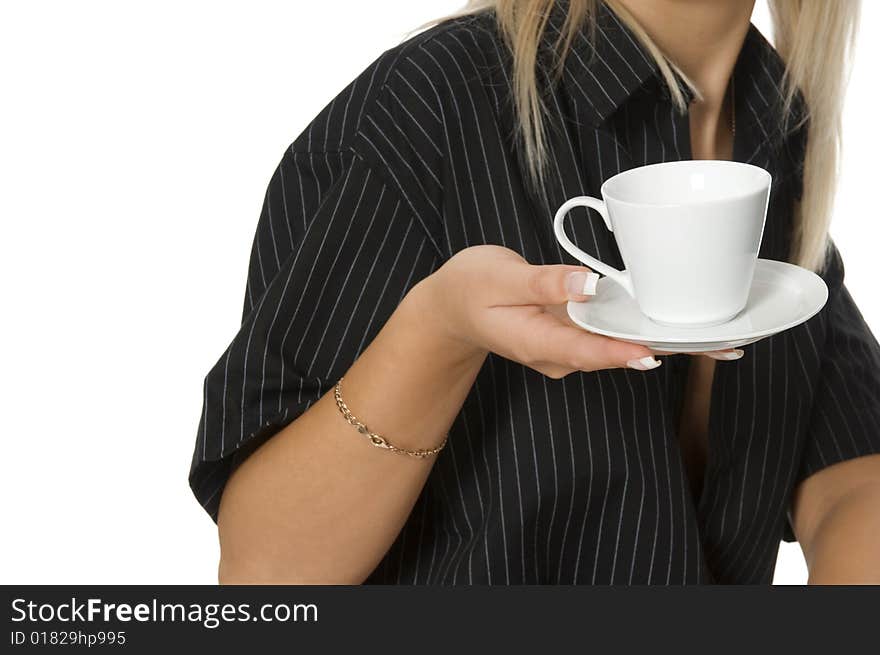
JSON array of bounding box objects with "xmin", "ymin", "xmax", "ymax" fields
[{"xmin": 553, "ymin": 196, "xmax": 635, "ymax": 298}]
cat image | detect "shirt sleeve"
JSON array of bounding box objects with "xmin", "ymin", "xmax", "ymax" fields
[
  {"xmin": 794, "ymin": 240, "xmax": 880, "ymax": 483},
  {"xmin": 782, "ymin": 240, "xmax": 880, "ymax": 544},
  {"xmin": 188, "ymin": 147, "xmax": 440, "ymax": 521}
]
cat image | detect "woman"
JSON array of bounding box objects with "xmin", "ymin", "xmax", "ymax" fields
[{"xmin": 190, "ymin": 0, "xmax": 880, "ymax": 584}]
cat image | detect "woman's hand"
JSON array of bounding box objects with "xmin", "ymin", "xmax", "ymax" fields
[{"xmin": 410, "ymin": 245, "xmax": 742, "ymax": 378}]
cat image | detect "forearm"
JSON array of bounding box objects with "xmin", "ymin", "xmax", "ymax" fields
[
  {"xmin": 217, "ymin": 280, "xmax": 487, "ymax": 584},
  {"xmin": 803, "ymin": 484, "xmax": 880, "ymax": 584}
]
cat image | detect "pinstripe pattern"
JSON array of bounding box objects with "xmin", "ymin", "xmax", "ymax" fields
[{"xmin": 189, "ymin": 3, "xmax": 880, "ymax": 584}]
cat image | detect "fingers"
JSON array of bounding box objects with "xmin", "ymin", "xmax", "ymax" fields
[
  {"xmin": 703, "ymin": 348, "xmax": 744, "ymax": 361},
  {"xmin": 488, "ymin": 260, "xmax": 600, "ymax": 307},
  {"xmin": 490, "ymin": 308, "xmax": 660, "ymax": 373},
  {"xmin": 463, "ymin": 249, "xmax": 745, "ymax": 374},
  {"xmin": 652, "ymin": 348, "xmax": 745, "ymax": 360},
  {"xmin": 547, "ymin": 326, "xmax": 660, "ymax": 372}
]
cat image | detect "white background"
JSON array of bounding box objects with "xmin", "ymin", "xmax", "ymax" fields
[{"xmin": 1, "ymin": 1, "xmax": 876, "ymax": 584}]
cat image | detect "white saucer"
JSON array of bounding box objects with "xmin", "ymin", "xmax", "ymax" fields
[{"xmin": 567, "ymin": 259, "xmax": 828, "ymax": 353}]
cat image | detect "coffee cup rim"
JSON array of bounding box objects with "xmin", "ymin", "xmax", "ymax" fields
[{"xmin": 601, "ymin": 159, "xmax": 772, "ymax": 208}]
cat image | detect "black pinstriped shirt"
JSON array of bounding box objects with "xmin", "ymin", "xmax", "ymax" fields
[{"xmin": 189, "ymin": 3, "xmax": 880, "ymax": 584}]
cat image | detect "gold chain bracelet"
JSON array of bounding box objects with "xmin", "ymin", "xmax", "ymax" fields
[{"xmin": 333, "ymin": 378, "xmax": 447, "ymax": 459}]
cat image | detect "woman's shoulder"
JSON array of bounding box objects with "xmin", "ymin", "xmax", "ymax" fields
[{"xmin": 289, "ymin": 11, "xmax": 506, "ymax": 157}]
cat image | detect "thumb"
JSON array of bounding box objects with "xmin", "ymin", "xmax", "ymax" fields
[{"xmin": 506, "ymin": 263, "xmax": 600, "ymax": 306}]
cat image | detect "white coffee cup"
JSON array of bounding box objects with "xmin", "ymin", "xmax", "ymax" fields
[{"xmin": 553, "ymin": 160, "xmax": 772, "ymax": 327}]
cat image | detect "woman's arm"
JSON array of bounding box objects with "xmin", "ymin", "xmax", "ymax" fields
[
  {"xmin": 216, "ymin": 246, "xmax": 658, "ymax": 584},
  {"xmin": 218, "ymin": 284, "xmax": 483, "ymax": 584},
  {"xmin": 791, "ymin": 453, "xmax": 880, "ymax": 584}
]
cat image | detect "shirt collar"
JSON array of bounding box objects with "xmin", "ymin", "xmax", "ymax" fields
[
  {"xmin": 733, "ymin": 24, "xmax": 807, "ymax": 149},
  {"xmin": 547, "ymin": 2, "xmax": 804, "ymax": 143}
]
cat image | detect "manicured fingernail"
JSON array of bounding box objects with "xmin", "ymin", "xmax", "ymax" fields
[
  {"xmin": 566, "ymin": 271, "xmax": 599, "ymax": 296},
  {"xmin": 707, "ymin": 349, "xmax": 744, "ymax": 361},
  {"xmin": 627, "ymin": 356, "xmax": 661, "ymax": 371}
]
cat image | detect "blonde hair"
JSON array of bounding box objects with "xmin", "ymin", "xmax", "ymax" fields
[{"xmin": 447, "ymin": 0, "xmax": 860, "ymax": 273}]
